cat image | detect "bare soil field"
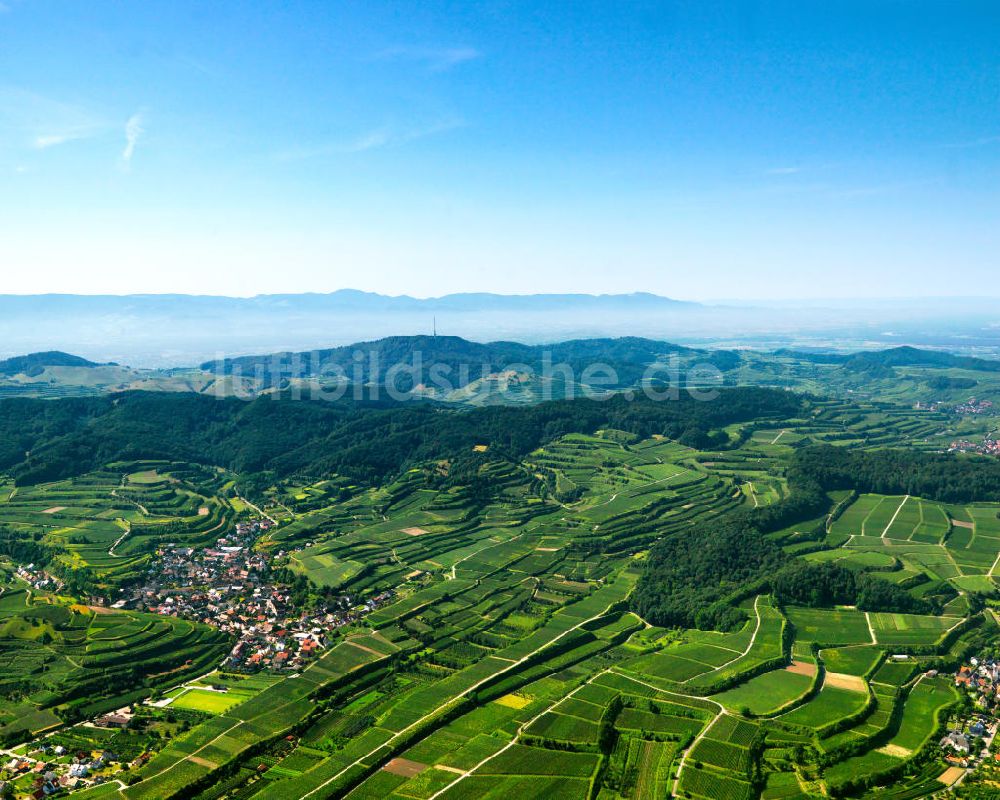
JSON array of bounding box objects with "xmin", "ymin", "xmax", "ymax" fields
[
  {"xmin": 384, "ymin": 758, "xmax": 427, "ymax": 777},
  {"xmin": 938, "ymin": 766, "xmax": 965, "ymax": 785},
  {"xmin": 825, "ymin": 672, "xmax": 868, "ymax": 692}
]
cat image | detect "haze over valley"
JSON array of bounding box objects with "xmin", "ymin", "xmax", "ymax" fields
[{"xmin": 3, "ymin": 291, "xmax": 1000, "ymax": 368}]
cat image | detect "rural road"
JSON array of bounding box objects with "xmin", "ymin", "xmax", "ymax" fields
[
  {"xmin": 426, "ymin": 668, "xmax": 615, "ymax": 799},
  {"xmin": 236, "ymin": 495, "xmax": 277, "ymax": 525},
  {"xmin": 300, "ymin": 600, "xmax": 625, "ymax": 799},
  {"xmin": 694, "ymin": 595, "xmax": 763, "ymax": 678},
  {"xmin": 880, "ymin": 495, "xmax": 910, "ymax": 541}
]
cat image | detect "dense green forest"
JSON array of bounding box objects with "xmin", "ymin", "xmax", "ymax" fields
[
  {"xmin": 771, "ymin": 561, "xmax": 935, "ymax": 614},
  {"xmin": 791, "ymin": 445, "xmax": 1000, "ymax": 503},
  {"xmin": 202, "ymin": 334, "xmax": 741, "ymax": 389},
  {"xmin": 0, "ymin": 386, "xmax": 800, "ymax": 486},
  {"xmin": 632, "ymin": 519, "xmax": 786, "ymax": 630},
  {"xmin": 632, "ymin": 505, "xmax": 943, "ymax": 630}
]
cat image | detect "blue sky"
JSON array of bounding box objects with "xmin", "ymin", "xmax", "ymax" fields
[{"xmin": 1, "ymin": 0, "xmax": 998, "ymax": 299}]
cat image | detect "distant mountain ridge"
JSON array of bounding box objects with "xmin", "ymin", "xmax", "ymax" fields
[
  {"xmin": 199, "ymin": 335, "xmax": 750, "ymax": 400},
  {"xmin": 0, "ymin": 289, "xmax": 699, "ymax": 314},
  {"xmin": 0, "ymin": 291, "xmax": 706, "ymax": 368}
]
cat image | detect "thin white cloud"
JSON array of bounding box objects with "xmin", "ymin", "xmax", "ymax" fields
[
  {"xmin": 765, "ymin": 166, "xmax": 802, "ymax": 175},
  {"xmin": 942, "ymin": 134, "xmax": 1000, "ymax": 149},
  {"xmin": 0, "ymin": 87, "xmax": 105, "ymax": 149},
  {"xmin": 372, "ymin": 45, "xmax": 481, "ymax": 72},
  {"xmin": 368, "ymin": 117, "xmax": 464, "ymax": 149},
  {"xmin": 276, "ymin": 117, "xmax": 465, "ymax": 161},
  {"xmin": 121, "ymin": 111, "xmax": 144, "ymax": 164},
  {"xmin": 34, "ymin": 130, "xmax": 92, "ymax": 149},
  {"xmin": 173, "ymin": 54, "xmax": 221, "ymax": 77},
  {"xmin": 344, "ymin": 127, "xmax": 393, "ymax": 153},
  {"xmin": 828, "ymin": 179, "xmax": 934, "ymax": 199}
]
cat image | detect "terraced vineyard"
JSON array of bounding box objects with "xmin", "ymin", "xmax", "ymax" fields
[
  {"xmin": 0, "ymin": 582, "xmax": 228, "ymax": 741},
  {"xmin": 0, "ymin": 461, "xmax": 232, "ymax": 591},
  {"xmin": 0, "ymin": 390, "xmax": 996, "ymax": 799}
]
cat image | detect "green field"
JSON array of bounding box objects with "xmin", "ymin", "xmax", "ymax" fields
[
  {"xmin": 168, "ymin": 688, "xmax": 248, "ymax": 714},
  {"xmin": 714, "ymin": 666, "xmax": 815, "ymax": 716},
  {"xmin": 785, "ymin": 607, "xmax": 872, "ymax": 646}
]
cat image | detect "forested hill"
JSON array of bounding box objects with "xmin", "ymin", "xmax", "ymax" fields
[
  {"xmin": 0, "ymin": 387, "xmax": 800, "ymax": 486},
  {"xmin": 201, "ymin": 335, "xmax": 742, "ymax": 386},
  {"xmin": 791, "ymin": 444, "xmax": 1000, "ymax": 503},
  {"xmin": 0, "ymin": 351, "xmax": 102, "ymax": 376},
  {"xmin": 4, "ymin": 340, "xmax": 1000, "ymax": 405},
  {"xmin": 775, "ymin": 345, "xmax": 1000, "ymax": 374}
]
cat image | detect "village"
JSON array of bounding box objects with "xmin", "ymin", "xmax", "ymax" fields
[
  {"xmin": 935, "ymin": 655, "xmax": 1000, "ymax": 790},
  {"xmin": 915, "ymin": 397, "xmax": 995, "ymax": 418},
  {"xmin": 13, "ymin": 564, "xmax": 63, "ymax": 595},
  {"xmin": 948, "ymin": 437, "xmax": 1000, "ymax": 457},
  {"xmin": 114, "ymin": 517, "xmax": 397, "ymax": 672},
  {"xmin": 1, "ymin": 743, "xmax": 122, "ymax": 798},
  {"xmin": 953, "ymin": 398, "xmax": 995, "ymax": 417},
  {"xmin": 0, "ymin": 515, "xmax": 403, "ymax": 798}
]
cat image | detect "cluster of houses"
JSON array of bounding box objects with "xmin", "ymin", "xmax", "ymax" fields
[
  {"xmin": 0, "ymin": 702, "xmax": 168, "ymax": 797},
  {"xmin": 921, "ymin": 397, "xmax": 997, "ymax": 415},
  {"xmin": 147, "ymin": 518, "xmax": 274, "ymax": 588},
  {"xmin": 915, "ymin": 397, "xmax": 996, "ymax": 417},
  {"xmin": 953, "ymin": 658, "xmax": 1000, "ymax": 706},
  {"xmin": 13, "ymin": 564, "xmax": 62, "ymax": 593},
  {"xmin": 0, "ymin": 747, "xmax": 117, "ymax": 798},
  {"xmin": 939, "ymin": 659, "xmax": 1000, "ymax": 767},
  {"xmin": 954, "ymin": 398, "xmax": 995, "ymax": 416},
  {"xmin": 216, "ymin": 586, "xmax": 397, "ymax": 672},
  {"xmin": 220, "ymin": 586, "xmax": 396, "ymax": 672},
  {"xmin": 113, "ymin": 517, "xmax": 397, "ymax": 672},
  {"xmin": 949, "ymin": 437, "xmax": 1000, "ymax": 456},
  {"xmin": 233, "ymin": 517, "xmax": 275, "ymax": 540}
]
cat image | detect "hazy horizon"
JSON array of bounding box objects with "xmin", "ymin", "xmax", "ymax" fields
[
  {"xmin": 1, "ymin": 288, "xmax": 1000, "ymax": 304},
  {"xmin": 2, "ymin": 290, "xmax": 1000, "ymax": 368}
]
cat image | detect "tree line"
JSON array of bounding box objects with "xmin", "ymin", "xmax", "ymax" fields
[
  {"xmin": 791, "ymin": 444, "xmax": 1000, "ymax": 503},
  {"xmin": 0, "ymin": 387, "xmax": 802, "ymax": 486}
]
